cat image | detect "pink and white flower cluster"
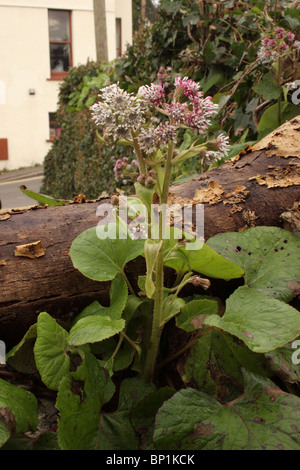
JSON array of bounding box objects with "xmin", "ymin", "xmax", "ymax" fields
[
  {"xmin": 91, "ymin": 76, "xmax": 229, "ymax": 180},
  {"xmin": 138, "ymin": 76, "xmax": 218, "ymax": 134},
  {"xmin": 258, "ymin": 27, "xmax": 299, "ymax": 63}
]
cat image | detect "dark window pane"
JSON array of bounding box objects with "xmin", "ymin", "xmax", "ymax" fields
[
  {"xmin": 49, "ymin": 10, "xmax": 69, "ymax": 41},
  {"xmin": 50, "ymin": 44, "xmax": 70, "ymax": 72},
  {"xmin": 49, "ymin": 112, "xmax": 61, "ymax": 138}
]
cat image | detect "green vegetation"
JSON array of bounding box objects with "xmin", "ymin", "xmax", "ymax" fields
[{"xmin": 2, "ymin": 0, "xmax": 300, "ymax": 451}]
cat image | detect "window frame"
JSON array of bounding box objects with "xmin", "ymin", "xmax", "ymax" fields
[{"xmin": 48, "ymin": 9, "xmax": 73, "ymax": 81}]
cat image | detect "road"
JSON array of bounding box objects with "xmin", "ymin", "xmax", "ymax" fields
[{"xmin": 0, "ymin": 176, "xmax": 43, "ymax": 210}]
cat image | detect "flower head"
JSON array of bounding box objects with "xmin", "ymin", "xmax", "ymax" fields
[
  {"xmin": 276, "ymin": 27, "xmax": 286, "ymax": 40},
  {"xmin": 90, "ymin": 83, "xmax": 145, "ymax": 141},
  {"xmin": 155, "ymin": 122, "xmax": 177, "ymax": 146},
  {"xmin": 174, "ymin": 76, "xmax": 203, "ymax": 103},
  {"xmin": 257, "ymin": 27, "xmax": 298, "ymax": 64},
  {"xmin": 138, "ymin": 83, "xmax": 165, "ymax": 107},
  {"xmin": 137, "ymin": 127, "xmax": 157, "ymax": 155}
]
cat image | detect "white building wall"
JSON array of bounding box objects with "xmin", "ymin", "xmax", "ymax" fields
[{"xmin": 0, "ymin": 0, "xmax": 132, "ymax": 171}]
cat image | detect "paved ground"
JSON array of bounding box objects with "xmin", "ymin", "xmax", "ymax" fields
[{"xmin": 0, "ymin": 165, "xmax": 44, "ymax": 210}]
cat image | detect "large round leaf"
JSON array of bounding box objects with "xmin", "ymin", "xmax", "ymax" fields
[
  {"xmin": 204, "ymin": 286, "xmax": 300, "ymax": 353},
  {"xmin": 154, "ymin": 370, "xmax": 300, "ymax": 450},
  {"xmin": 207, "ymin": 226, "xmax": 300, "ymax": 301},
  {"xmin": 70, "ymin": 224, "xmax": 145, "ymax": 282}
]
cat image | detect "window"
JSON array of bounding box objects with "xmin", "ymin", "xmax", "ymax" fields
[
  {"xmin": 48, "ymin": 10, "xmax": 72, "ymax": 80},
  {"xmin": 49, "ymin": 113, "xmax": 61, "ymax": 140},
  {"xmin": 116, "ymin": 18, "xmax": 122, "ymax": 58},
  {"xmin": 0, "ymin": 139, "xmax": 8, "ymax": 160}
]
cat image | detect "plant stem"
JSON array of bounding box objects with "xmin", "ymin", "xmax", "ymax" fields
[
  {"xmin": 121, "ymin": 269, "xmax": 135, "ymax": 295},
  {"xmin": 131, "ymin": 129, "xmax": 146, "ymax": 174},
  {"xmin": 277, "ymin": 57, "xmax": 282, "ymax": 127},
  {"xmin": 143, "ymin": 142, "xmax": 174, "ymax": 382},
  {"xmin": 142, "ymin": 245, "xmax": 165, "ymax": 382}
]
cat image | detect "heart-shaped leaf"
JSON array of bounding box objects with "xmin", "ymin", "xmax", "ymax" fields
[
  {"xmin": 69, "ymin": 274, "xmax": 128, "ymax": 346},
  {"xmin": 252, "ymin": 72, "xmax": 281, "ymax": 101},
  {"xmin": 34, "ymin": 312, "xmax": 71, "ymax": 390},
  {"xmin": 57, "ymin": 353, "xmax": 154, "ymax": 450},
  {"xmin": 204, "ymin": 286, "xmax": 300, "ymax": 353},
  {"xmin": 179, "ymin": 328, "xmax": 270, "ymax": 401},
  {"xmin": 207, "ymin": 226, "xmax": 300, "ymax": 301},
  {"xmin": 6, "ymin": 324, "xmax": 37, "ymax": 374},
  {"xmin": 0, "ymin": 378, "xmax": 38, "ymax": 447},
  {"xmin": 154, "ymin": 370, "xmax": 300, "ymax": 450},
  {"xmin": 70, "ymin": 224, "xmax": 144, "ymax": 282}
]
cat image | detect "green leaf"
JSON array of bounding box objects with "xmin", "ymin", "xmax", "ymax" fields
[
  {"xmin": 258, "ymin": 102, "xmax": 300, "ymax": 133},
  {"xmin": 161, "ymin": 295, "xmax": 186, "ymax": 324},
  {"xmin": 34, "ymin": 312, "xmax": 71, "ymax": 390},
  {"xmin": 6, "ymin": 324, "xmax": 37, "ymax": 374},
  {"xmin": 252, "ymin": 73, "xmax": 281, "ymax": 101},
  {"xmin": 207, "ymin": 226, "xmax": 300, "ymax": 301},
  {"xmin": 201, "ymin": 70, "xmax": 224, "ymax": 95},
  {"xmin": 226, "ymin": 141, "xmax": 256, "ymax": 160},
  {"xmin": 68, "ymin": 316, "xmax": 125, "ymax": 347},
  {"xmin": 180, "ymin": 328, "xmax": 270, "ymax": 401},
  {"xmin": 131, "ymin": 387, "xmax": 175, "ymax": 449},
  {"xmin": 19, "ymin": 187, "xmax": 69, "ymax": 206},
  {"xmin": 154, "ymin": 370, "xmax": 300, "ymax": 450},
  {"xmin": 0, "ymin": 378, "xmax": 38, "ymax": 447},
  {"xmin": 144, "ymin": 240, "xmax": 163, "ymax": 299},
  {"xmin": 176, "ymin": 298, "xmax": 219, "ymax": 332},
  {"xmin": 164, "ymin": 232, "xmax": 244, "ymax": 281},
  {"xmin": 265, "ymin": 340, "xmax": 300, "ymax": 384},
  {"xmin": 57, "ymin": 352, "xmax": 116, "ymax": 450},
  {"xmin": 70, "ymin": 224, "xmax": 144, "ymax": 282},
  {"xmin": 71, "ymin": 274, "xmax": 128, "ymax": 325},
  {"xmin": 205, "ymin": 286, "xmax": 300, "ymax": 353},
  {"xmin": 122, "ymin": 294, "xmax": 148, "ymax": 323},
  {"xmin": 57, "ymin": 354, "xmax": 153, "ymax": 450},
  {"xmin": 68, "ymin": 272, "xmax": 128, "ymax": 348},
  {"xmin": 134, "ymin": 182, "xmax": 155, "ymax": 213}
]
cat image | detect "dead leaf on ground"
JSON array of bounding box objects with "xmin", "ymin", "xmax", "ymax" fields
[
  {"xmin": 0, "ymin": 260, "xmax": 6, "ymax": 266},
  {"xmin": 73, "ymin": 193, "xmax": 86, "ymax": 203},
  {"xmin": 0, "ymin": 213, "xmax": 11, "ymax": 221},
  {"xmin": 14, "ymin": 241, "xmax": 46, "ymax": 259}
]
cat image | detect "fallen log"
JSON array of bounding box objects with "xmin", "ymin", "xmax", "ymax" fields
[{"xmin": 1, "ymin": 117, "xmax": 300, "ymax": 347}]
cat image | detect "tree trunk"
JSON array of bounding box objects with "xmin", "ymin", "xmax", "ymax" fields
[
  {"xmin": 1, "ymin": 118, "xmax": 300, "ymax": 347},
  {"xmin": 141, "ymin": 0, "xmax": 147, "ymax": 24},
  {"xmin": 93, "ymin": 0, "xmax": 108, "ymax": 62}
]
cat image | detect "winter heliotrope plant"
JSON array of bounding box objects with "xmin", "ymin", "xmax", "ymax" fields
[
  {"xmin": 90, "ymin": 76, "xmax": 230, "ymax": 380},
  {"xmin": 2, "ymin": 76, "xmax": 300, "ymax": 451}
]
